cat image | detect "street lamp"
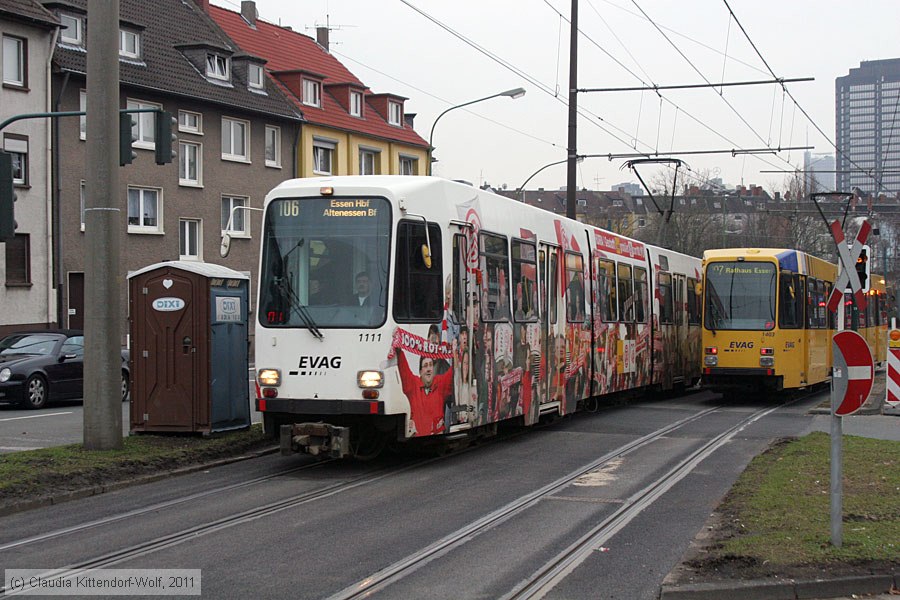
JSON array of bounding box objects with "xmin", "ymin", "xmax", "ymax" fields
[
  {"xmin": 428, "ymin": 87, "xmax": 526, "ymax": 175},
  {"xmin": 516, "ymin": 156, "xmax": 583, "ymax": 201}
]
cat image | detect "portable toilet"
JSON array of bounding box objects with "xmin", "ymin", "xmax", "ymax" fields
[{"xmin": 128, "ymin": 261, "xmax": 250, "ymax": 434}]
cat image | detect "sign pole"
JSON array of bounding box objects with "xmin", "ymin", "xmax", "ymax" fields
[
  {"xmin": 830, "ymin": 383, "xmax": 842, "ymax": 547},
  {"xmin": 832, "ymin": 228, "xmax": 844, "ymax": 548}
]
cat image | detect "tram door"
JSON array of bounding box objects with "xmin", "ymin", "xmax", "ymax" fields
[
  {"xmin": 673, "ymin": 274, "xmax": 687, "ymax": 383},
  {"xmin": 539, "ymin": 244, "xmax": 560, "ymax": 409},
  {"xmin": 450, "ymin": 233, "xmax": 475, "ymax": 429}
]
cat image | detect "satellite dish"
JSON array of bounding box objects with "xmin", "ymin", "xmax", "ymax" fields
[{"xmin": 219, "ymin": 233, "xmax": 232, "ymax": 258}]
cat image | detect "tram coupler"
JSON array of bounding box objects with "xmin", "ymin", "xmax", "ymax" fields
[{"xmin": 280, "ymin": 423, "xmax": 351, "ymax": 458}]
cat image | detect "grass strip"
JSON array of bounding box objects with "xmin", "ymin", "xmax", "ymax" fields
[
  {"xmin": 0, "ymin": 425, "xmax": 271, "ymax": 503},
  {"xmin": 711, "ymin": 432, "xmax": 899, "ymax": 567}
]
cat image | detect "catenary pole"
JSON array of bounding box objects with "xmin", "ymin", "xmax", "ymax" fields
[
  {"xmin": 565, "ymin": 0, "xmax": 578, "ymax": 220},
  {"xmin": 83, "ymin": 0, "xmax": 122, "ymax": 450}
]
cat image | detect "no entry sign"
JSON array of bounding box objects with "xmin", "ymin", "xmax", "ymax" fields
[{"xmin": 832, "ymin": 330, "xmax": 874, "ymax": 416}]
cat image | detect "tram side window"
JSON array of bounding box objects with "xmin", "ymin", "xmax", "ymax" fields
[
  {"xmin": 566, "ymin": 252, "xmax": 586, "ymax": 322},
  {"xmin": 393, "ymin": 220, "xmax": 443, "ymax": 323},
  {"xmin": 806, "ymin": 278, "xmax": 818, "ymax": 329},
  {"xmin": 674, "ymin": 274, "xmax": 685, "ymax": 326},
  {"xmin": 635, "ymin": 267, "xmax": 649, "ymax": 323},
  {"xmin": 452, "ymin": 234, "xmax": 465, "ymax": 319},
  {"xmin": 618, "ymin": 263, "xmax": 634, "ymax": 322},
  {"xmin": 779, "ymin": 273, "xmax": 804, "ymax": 329},
  {"xmin": 659, "ymin": 272, "xmax": 674, "ymax": 325},
  {"xmin": 826, "ymin": 282, "xmax": 836, "ymax": 329},
  {"xmin": 512, "ymin": 239, "xmax": 539, "ymax": 322},
  {"xmin": 480, "ymin": 232, "xmax": 510, "ymax": 322},
  {"xmin": 815, "ymin": 280, "xmax": 827, "ymax": 328},
  {"xmin": 549, "ymin": 250, "xmax": 558, "ymax": 324},
  {"xmin": 597, "ymin": 258, "xmax": 616, "ymax": 322},
  {"xmin": 687, "ymin": 276, "xmax": 701, "ymax": 325}
]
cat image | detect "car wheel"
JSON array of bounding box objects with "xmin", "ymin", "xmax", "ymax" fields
[
  {"xmin": 22, "ymin": 374, "xmax": 48, "ymax": 410},
  {"xmin": 121, "ymin": 371, "xmax": 130, "ymax": 402}
]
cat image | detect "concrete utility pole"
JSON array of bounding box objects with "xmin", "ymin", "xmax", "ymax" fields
[
  {"xmin": 565, "ymin": 0, "xmax": 578, "ymax": 220},
  {"xmin": 83, "ymin": 0, "xmax": 122, "ymax": 450}
]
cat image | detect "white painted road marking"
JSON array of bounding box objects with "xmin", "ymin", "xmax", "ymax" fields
[{"xmin": 0, "ymin": 411, "xmax": 74, "ymax": 422}]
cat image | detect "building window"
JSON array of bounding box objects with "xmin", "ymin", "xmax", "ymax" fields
[
  {"xmin": 388, "ymin": 101, "xmax": 402, "ymax": 126},
  {"xmin": 3, "ymin": 135, "xmax": 28, "ymax": 186},
  {"xmin": 638, "ymin": 217, "xmax": 646, "ymax": 228},
  {"xmin": 59, "ymin": 14, "xmax": 83, "ymax": 45},
  {"xmin": 221, "ymin": 195, "xmax": 248, "ymax": 236},
  {"xmin": 79, "ymin": 90, "xmax": 87, "ymax": 140},
  {"xmin": 178, "ymin": 110, "xmax": 202, "ymax": 134},
  {"xmin": 303, "ymin": 79, "xmax": 321, "ymax": 107},
  {"xmin": 179, "ymin": 141, "xmax": 202, "ymax": 186},
  {"xmin": 179, "ymin": 219, "xmax": 201, "ymax": 261},
  {"xmin": 119, "ymin": 29, "xmax": 141, "ymax": 59},
  {"xmin": 206, "ymin": 54, "xmax": 229, "ymax": 80},
  {"xmin": 2, "ymin": 35, "xmax": 25, "ymax": 87},
  {"xmin": 248, "ymin": 64, "xmax": 264, "ymax": 90},
  {"xmin": 265, "ymin": 125, "xmax": 280, "ymax": 167},
  {"xmin": 399, "ymin": 156, "xmax": 417, "ymax": 176},
  {"xmin": 221, "ymin": 117, "xmax": 249, "ymax": 161},
  {"xmin": 312, "ymin": 139, "xmax": 334, "ymax": 175},
  {"xmin": 4, "ymin": 234, "xmax": 30, "ymax": 286},
  {"xmin": 126, "ymin": 99, "xmax": 160, "ymax": 149},
  {"xmin": 350, "ymin": 91, "xmax": 363, "ymax": 117},
  {"xmin": 359, "ymin": 148, "xmax": 378, "ymax": 175},
  {"xmin": 127, "ymin": 187, "xmax": 161, "ymax": 233}
]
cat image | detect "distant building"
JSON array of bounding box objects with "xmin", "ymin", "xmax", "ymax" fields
[
  {"xmin": 803, "ymin": 151, "xmax": 835, "ymax": 192},
  {"xmin": 835, "ymin": 58, "xmax": 900, "ymax": 197},
  {"xmin": 0, "ymin": 0, "xmax": 59, "ymax": 335},
  {"xmin": 611, "ymin": 182, "xmax": 642, "ymax": 196}
]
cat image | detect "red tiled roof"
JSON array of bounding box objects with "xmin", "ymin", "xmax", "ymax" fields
[{"xmin": 210, "ymin": 5, "xmax": 427, "ymax": 148}]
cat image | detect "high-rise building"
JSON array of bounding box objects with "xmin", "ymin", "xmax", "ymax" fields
[
  {"xmin": 803, "ymin": 151, "xmax": 835, "ymax": 192},
  {"xmin": 835, "ymin": 58, "xmax": 900, "ymax": 197}
]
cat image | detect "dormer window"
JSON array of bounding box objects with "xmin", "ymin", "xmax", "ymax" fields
[
  {"xmin": 248, "ymin": 64, "xmax": 264, "ymax": 90},
  {"xmin": 388, "ymin": 101, "xmax": 402, "ymax": 126},
  {"xmin": 350, "ymin": 91, "xmax": 363, "ymax": 117},
  {"xmin": 59, "ymin": 14, "xmax": 83, "ymax": 45},
  {"xmin": 303, "ymin": 79, "xmax": 321, "ymax": 107},
  {"xmin": 119, "ymin": 29, "xmax": 140, "ymax": 59},
  {"xmin": 206, "ymin": 54, "xmax": 229, "ymax": 80}
]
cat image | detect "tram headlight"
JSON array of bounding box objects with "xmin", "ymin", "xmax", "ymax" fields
[
  {"xmin": 704, "ymin": 355, "xmax": 718, "ymax": 367},
  {"xmin": 358, "ymin": 370, "xmax": 384, "ymax": 388},
  {"xmin": 760, "ymin": 356, "xmax": 775, "ymax": 367},
  {"xmin": 258, "ymin": 368, "xmax": 281, "ymax": 386}
]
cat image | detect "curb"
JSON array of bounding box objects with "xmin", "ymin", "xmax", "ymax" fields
[
  {"xmin": 0, "ymin": 445, "xmax": 279, "ymax": 518},
  {"xmin": 659, "ymin": 573, "xmax": 898, "ymax": 600}
]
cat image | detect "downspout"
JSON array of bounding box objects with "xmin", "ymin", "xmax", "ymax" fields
[
  {"xmin": 53, "ymin": 69, "xmax": 71, "ymax": 328},
  {"xmin": 45, "ymin": 27, "xmax": 59, "ymax": 327},
  {"xmin": 292, "ymin": 120, "xmax": 300, "ymax": 178}
]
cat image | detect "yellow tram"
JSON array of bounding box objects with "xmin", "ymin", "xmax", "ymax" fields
[{"xmin": 700, "ymin": 248, "xmax": 887, "ymax": 396}]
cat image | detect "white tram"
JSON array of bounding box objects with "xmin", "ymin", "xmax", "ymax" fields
[{"xmin": 253, "ymin": 176, "xmax": 701, "ymax": 457}]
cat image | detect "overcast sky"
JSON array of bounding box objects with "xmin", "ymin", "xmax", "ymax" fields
[{"xmin": 211, "ymin": 0, "xmax": 897, "ymax": 194}]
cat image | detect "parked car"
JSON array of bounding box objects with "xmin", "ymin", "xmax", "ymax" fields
[{"xmin": 0, "ymin": 330, "xmax": 130, "ymax": 409}]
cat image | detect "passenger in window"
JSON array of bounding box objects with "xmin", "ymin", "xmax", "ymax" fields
[
  {"xmin": 567, "ymin": 274, "xmax": 584, "ymax": 321},
  {"xmin": 354, "ymin": 271, "xmax": 375, "ymax": 308}
]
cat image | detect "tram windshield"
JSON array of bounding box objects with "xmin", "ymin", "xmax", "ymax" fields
[
  {"xmin": 704, "ymin": 261, "xmax": 776, "ymax": 330},
  {"xmin": 259, "ymin": 196, "xmax": 391, "ymax": 329}
]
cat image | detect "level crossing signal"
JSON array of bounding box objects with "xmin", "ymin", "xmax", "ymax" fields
[{"xmin": 855, "ymin": 245, "xmax": 870, "ymax": 293}]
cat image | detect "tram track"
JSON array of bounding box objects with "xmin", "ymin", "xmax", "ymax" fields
[
  {"xmin": 325, "ymin": 403, "xmax": 726, "ymax": 600},
  {"xmin": 0, "ymin": 456, "xmax": 434, "ymax": 596},
  {"xmin": 0, "ymin": 459, "xmax": 335, "ymax": 552},
  {"xmin": 501, "ymin": 402, "xmax": 789, "ymax": 600},
  {"xmin": 325, "ymin": 392, "xmax": 817, "ymax": 600}
]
